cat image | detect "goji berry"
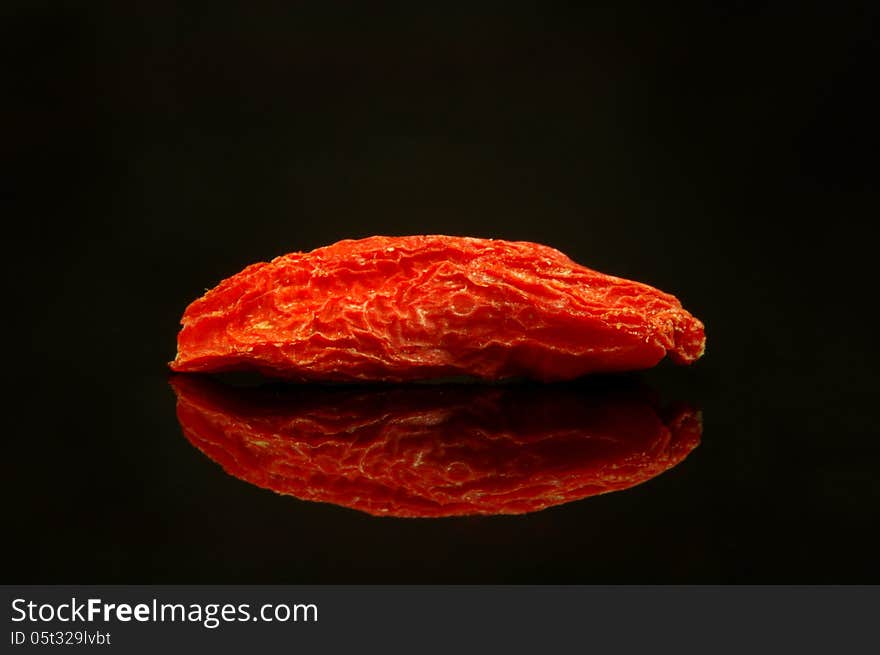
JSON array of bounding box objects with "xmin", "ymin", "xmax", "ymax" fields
[
  {"xmin": 170, "ymin": 236, "xmax": 705, "ymax": 381},
  {"xmin": 171, "ymin": 376, "xmax": 701, "ymax": 517}
]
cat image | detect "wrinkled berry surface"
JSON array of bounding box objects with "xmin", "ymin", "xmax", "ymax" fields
[{"xmin": 171, "ymin": 236, "xmax": 705, "ymax": 381}]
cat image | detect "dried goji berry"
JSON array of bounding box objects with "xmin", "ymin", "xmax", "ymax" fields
[
  {"xmin": 171, "ymin": 377, "xmax": 701, "ymax": 517},
  {"xmin": 170, "ymin": 236, "xmax": 705, "ymax": 381}
]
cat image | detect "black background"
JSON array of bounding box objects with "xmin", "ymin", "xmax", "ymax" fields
[{"xmin": 4, "ymin": 2, "xmax": 877, "ymax": 583}]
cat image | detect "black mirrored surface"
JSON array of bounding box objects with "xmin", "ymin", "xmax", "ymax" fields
[
  {"xmin": 6, "ymin": 3, "xmax": 877, "ymax": 583},
  {"xmin": 171, "ymin": 376, "xmax": 701, "ymax": 518}
]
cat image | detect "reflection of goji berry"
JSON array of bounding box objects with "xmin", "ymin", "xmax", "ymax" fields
[
  {"xmin": 171, "ymin": 376, "xmax": 701, "ymax": 517},
  {"xmin": 170, "ymin": 236, "xmax": 705, "ymax": 381}
]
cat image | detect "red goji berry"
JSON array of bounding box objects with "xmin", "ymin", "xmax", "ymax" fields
[
  {"xmin": 170, "ymin": 236, "xmax": 705, "ymax": 381},
  {"xmin": 171, "ymin": 376, "xmax": 701, "ymax": 517}
]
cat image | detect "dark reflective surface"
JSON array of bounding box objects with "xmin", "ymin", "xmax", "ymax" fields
[
  {"xmin": 7, "ymin": 4, "xmax": 877, "ymax": 583},
  {"xmin": 172, "ymin": 376, "xmax": 700, "ymax": 517}
]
